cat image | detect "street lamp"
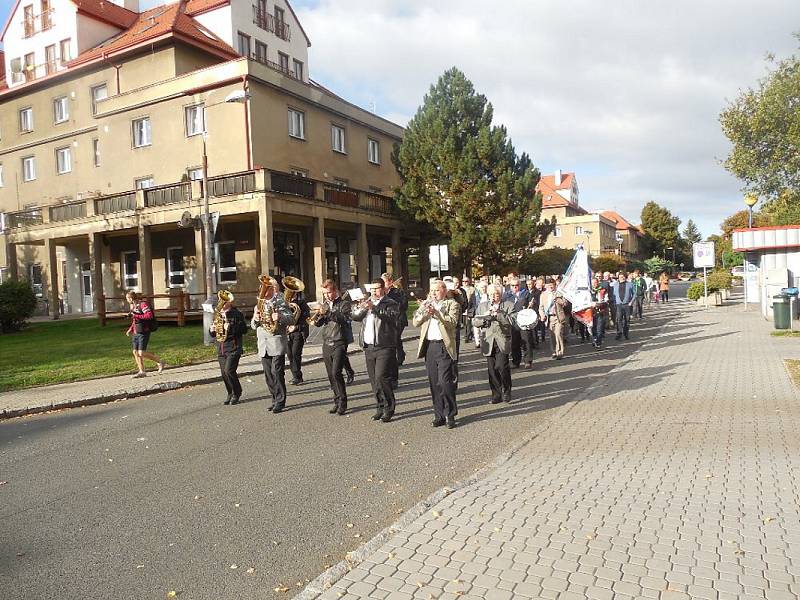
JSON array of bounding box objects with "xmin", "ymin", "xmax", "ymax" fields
[
  {"xmin": 200, "ymin": 89, "xmax": 251, "ymax": 344},
  {"xmin": 744, "ymin": 193, "xmax": 759, "ymax": 228}
]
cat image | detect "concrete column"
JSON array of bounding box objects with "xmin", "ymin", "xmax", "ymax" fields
[
  {"xmin": 6, "ymin": 242, "xmax": 18, "ymax": 279},
  {"xmin": 194, "ymin": 225, "xmax": 207, "ymax": 299},
  {"xmin": 419, "ymin": 237, "xmax": 431, "ymax": 296},
  {"xmin": 88, "ymin": 232, "xmax": 103, "ymax": 315},
  {"xmin": 258, "ymin": 199, "xmax": 275, "ymax": 275},
  {"xmin": 44, "ymin": 237, "xmax": 59, "ymax": 320},
  {"xmin": 311, "ymin": 216, "xmax": 325, "ymax": 302},
  {"xmin": 356, "ymin": 222, "xmax": 369, "ymax": 287},
  {"xmin": 137, "ymin": 223, "xmax": 153, "ymax": 297},
  {"xmin": 391, "ymin": 228, "xmax": 402, "ymax": 279}
]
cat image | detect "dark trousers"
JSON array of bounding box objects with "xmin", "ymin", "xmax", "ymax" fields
[
  {"xmin": 365, "ymin": 345, "xmax": 397, "ymax": 416},
  {"xmin": 343, "ymin": 352, "xmax": 355, "ymax": 378},
  {"xmin": 218, "ymin": 351, "xmax": 242, "ymax": 399},
  {"xmin": 632, "ymin": 296, "xmax": 644, "ymax": 319},
  {"xmin": 463, "ymin": 314, "xmax": 474, "ymax": 342},
  {"xmin": 261, "ymin": 353, "xmax": 287, "ymax": 409},
  {"xmin": 615, "ymin": 305, "xmax": 631, "ymax": 338},
  {"xmin": 510, "ymin": 328, "xmax": 523, "ymax": 366},
  {"xmin": 323, "ymin": 344, "xmax": 348, "ymax": 410},
  {"xmin": 535, "ymin": 320, "xmax": 546, "ymax": 342},
  {"xmin": 389, "ymin": 326, "xmax": 406, "ymax": 382},
  {"xmin": 486, "ymin": 346, "xmax": 512, "ymax": 403},
  {"xmin": 592, "ymin": 314, "xmax": 607, "ymax": 345},
  {"xmin": 287, "ymin": 332, "xmax": 305, "ymax": 382},
  {"xmin": 522, "ymin": 329, "xmax": 536, "ymax": 363},
  {"xmin": 425, "ymin": 340, "xmax": 457, "ymax": 420},
  {"xmin": 660, "ymin": 290, "xmax": 669, "ymax": 302}
]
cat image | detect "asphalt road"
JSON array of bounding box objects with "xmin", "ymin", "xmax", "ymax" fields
[{"xmin": 0, "ymin": 285, "xmax": 687, "ymax": 600}]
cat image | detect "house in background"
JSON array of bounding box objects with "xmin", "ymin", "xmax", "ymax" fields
[{"xmin": 597, "ymin": 209, "xmax": 646, "ymax": 261}]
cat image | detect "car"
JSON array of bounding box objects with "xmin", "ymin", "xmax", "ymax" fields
[
  {"xmin": 731, "ymin": 266, "xmax": 745, "ymax": 278},
  {"xmin": 677, "ymin": 271, "xmax": 696, "ymax": 281}
]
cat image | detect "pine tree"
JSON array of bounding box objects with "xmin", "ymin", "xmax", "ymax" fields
[
  {"xmin": 391, "ymin": 67, "xmax": 554, "ymax": 272},
  {"xmin": 682, "ymin": 219, "xmax": 702, "ymax": 245}
]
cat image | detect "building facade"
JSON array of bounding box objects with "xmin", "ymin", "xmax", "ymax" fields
[{"xmin": 0, "ymin": 0, "xmax": 420, "ymax": 318}]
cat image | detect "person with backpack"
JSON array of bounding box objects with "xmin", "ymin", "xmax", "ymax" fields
[{"xmin": 125, "ymin": 291, "xmax": 165, "ymax": 379}]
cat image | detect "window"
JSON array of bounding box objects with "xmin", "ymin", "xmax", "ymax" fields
[
  {"xmin": 185, "ymin": 104, "xmax": 205, "ymax": 137},
  {"xmin": 292, "ymin": 59, "xmax": 303, "ymax": 80},
  {"xmin": 59, "ymin": 39, "xmax": 71, "ymax": 64},
  {"xmin": 45, "ymin": 44, "xmax": 56, "ymax": 75},
  {"xmin": 289, "ymin": 167, "xmax": 307, "ymax": 177},
  {"xmin": 575, "ymin": 226, "xmax": 584, "ymax": 235},
  {"xmin": 553, "ymin": 226, "xmax": 561, "ymax": 237},
  {"xmin": 237, "ymin": 31, "xmax": 251, "ymax": 57},
  {"xmin": 40, "ymin": 0, "xmax": 52, "ymax": 30},
  {"xmin": 0, "ymin": 163, "xmax": 4, "ymax": 187},
  {"xmin": 274, "ymin": 6, "xmax": 287, "ymax": 39},
  {"xmin": 29, "ymin": 263, "xmax": 43, "ymax": 297},
  {"xmin": 367, "ymin": 138, "xmax": 380, "ymax": 164},
  {"xmin": 24, "ymin": 53, "xmax": 35, "ymax": 81},
  {"xmin": 254, "ymin": 40, "xmax": 267, "ymax": 63},
  {"xmin": 22, "ymin": 156, "xmax": 36, "ymax": 181},
  {"xmin": 132, "ymin": 117, "xmax": 151, "ymax": 147},
  {"xmin": 135, "ymin": 176, "xmax": 154, "ymax": 189},
  {"xmin": 187, "ymin": 167, "xmax": 203, "ymax": 181},
  {"xmin": 92, "ymin": 138, "xmax": 100, "ymax": 167},
  {"xmin": 166, "ymin": 247, "xmax": 185, "ymax": 287},
  {"xmin": 53, "ymin": 96, "xmax": 68, "ymax": 123},
  {"xmin": 19, "ymin": 107, "xmax": 33, "ymax": 132},
  {"xmin": 23, "ymin": 5, "xmax": 34, "ymax": 37},
  {"xmin": 121, "ymin": 251, "xmax": 138, "ymax": 290},
  {"xmin": 278, "ymin": 52, "xmax": 289, "ymax": 72},
  {"xmin": 216, "ymin": 241, "xmax": 237, "ymax": 284},
  {"xmin": 288, "ymin": 108, "xmax": 305, "ymax": 139},
  {"xmin": 91, "ymin": 84, "xmax": 108, "ymax": 114},
  {"xmin": 55, "ymin": 147, "xmax": 71, "ymax": 174},
  {"xmin": 331, "ymin": 125, "xmax": 346, "ymax": 153}
]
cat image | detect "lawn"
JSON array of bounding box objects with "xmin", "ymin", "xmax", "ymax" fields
[
  {"xmin": 771, "ymin": 330, "xmax": 800, "ymax": 337},
  {"xmin": 786, "ymin": 360, "xmax": 800, "ymax": 389},
  {"xmin": 0, "ymin": 318, "xmax": 257, "ymax": 392}
]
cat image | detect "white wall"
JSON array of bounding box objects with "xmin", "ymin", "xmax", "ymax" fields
[
  {"xmin": 194, "ymin": 5, "xmax": 233, "ymax": 51},
  {"xmin": 76, "ymin": 14, "xmax": 123, "ymax": 54}
]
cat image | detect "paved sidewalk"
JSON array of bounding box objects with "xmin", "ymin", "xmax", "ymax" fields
[
  {"xmin": 0, "ymin": 325, "xmax": 420, "ymax": 419},
  {"xmin": 299, "ymin": 298, "xmax": 800, "ymax": 600}
]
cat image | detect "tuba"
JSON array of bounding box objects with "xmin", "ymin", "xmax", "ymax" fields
[
  {"xmin": 214, "ymin": 289, "xmax": 234, "ymax": 342},
  {"xmin": 256, "ymin": 275, "xmax": 278, "ymax": 333},
  {"xmin": 282, "ymin": 275, "xmax": 304, "ymax": 325}
]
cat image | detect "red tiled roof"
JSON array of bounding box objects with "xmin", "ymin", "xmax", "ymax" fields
[
  {"xmin": 538, "ymin": 172, "xmax": 574, "ymax": 191},
  {"xmin": 536, "ymin": 173, "xmax": 581, "ymax": 210},
  {"xmin": 70, "ymin": 2, "xmax": 237, "ymax": 66},
  {"xmin": 600, "ymin": 210, "xmax": 634, "ymax": 230},
  {"xmin": 185, "ymin": 0, "xmax": 229, "ymax": 16},
  {"xmin": 73, "ymin": 0, "xmax": 138, "ymax": 29}
]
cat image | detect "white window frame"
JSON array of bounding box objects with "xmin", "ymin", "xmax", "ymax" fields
[
  {"xmin": 22, "ymin": 156, "xmax": 36, "ymax": 182},
  {"xmin": 166, "ymin": 246, "xmax": 185, "ymax": 288},
  {"xmin": 55, "ymin": 146, "xmax": 71, "ymax": 174},
  {"xmin": 132, "ymin": 117, "xmax": 151, "ymax": 148},
  {"xmin": 367, "ymin": 138, "xmax": 380, "ymax": 164},
  {"xmin": 20, "ymin": 107, "xmax": 33, "ymax": 132},
  {"xmin": 121, "ymin": 251, "xmax": 139, "ymax": 290},
  {"xmin": 92, "ymin": 138, "xmax": 100, "ymax": 167},
  {"xmin": 331, "ymin": 124, "xmax": 346, "ymax": 154},
  {"xmin": 215, "ymin": 241, "xmax": 237, "ymax": 284},
  {"xmin": 91, "ymin": 83, "xmax": 108, "ymax": 115},
  {"xmin": 575, "ymin": 226, "xmax": 584, "ymax": 235},
  {"xmin": 135, "ymin": 176, "xmax": 154, "ymax": 190},
  {"xmin": 185, "ymin": 104, "xmax": 205, "ymax": 137},
  {"xmin": 292, "ymin": 59, "xmax": 303, "ymax": 80},
  {"xmin": 53, "ymin": 96, "xmax": 69, "ymax": 123},
  {"xmin": 187, "ymin": 167, "xmax": 203, "ymax": 181},
  {"xmin": 288, "ymin": 108, "xmax": 305, "ymax": 139},
  {"xmin": 553, "ymin": 226, "xmax": 561, "ymax": 238},
  {"xmin": 59, "ymin": 38, "xmax": 71, "ymax": 64}
]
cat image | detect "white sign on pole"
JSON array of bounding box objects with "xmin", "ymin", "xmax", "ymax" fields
[
  {"xmin": 429, "ymin": 245, "xmax": 449, "ymax": 271},
  {"xmin": 692, "ymin": 241, "xmax": 715, "ymax": 269}
]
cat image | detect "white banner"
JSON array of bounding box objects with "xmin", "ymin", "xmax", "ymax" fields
[{"xmin": 558, "ymin": 247, "xmax": 593, "ymax": 312}]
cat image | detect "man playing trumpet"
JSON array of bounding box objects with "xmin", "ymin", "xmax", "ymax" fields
[{"xmin": 251, "ymin": 276, "xmax": 294, "ymax": 413}]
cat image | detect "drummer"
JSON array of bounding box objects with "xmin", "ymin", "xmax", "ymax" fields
[{"xmin": 517, "ymin": 305, "xmax": 539, "ymax": 369}]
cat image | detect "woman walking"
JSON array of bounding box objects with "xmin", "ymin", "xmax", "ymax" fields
[
  {"xmin": 658, "ymin": 272, "xmax": 670, "ymax": 303},
  {"xmin": 126, "ymin": 291, "xmax": 165, "ymax": 378}
]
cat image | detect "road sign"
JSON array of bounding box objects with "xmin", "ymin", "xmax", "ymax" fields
[{"xmin": 692, "ymin": 241, "xmax": 715, "ymax": 269}]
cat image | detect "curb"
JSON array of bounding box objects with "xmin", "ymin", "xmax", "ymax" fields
[
  {"xmin": 0, "ymin": 335, "xmax": 420, "ymax": 420},
  {"xmin": 294, "ymin": 307, "xmax": 680, "ymax": 599}
]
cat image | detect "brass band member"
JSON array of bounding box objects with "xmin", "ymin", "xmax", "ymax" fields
[
  {"xmin": 472, "ymin": 283, "xmax": 516, "ymax": 404},
  {"xmin": 311, "ymin": 279, "xmax": 354, "ymax": 415},
  {"xmin": 382, "ymin": 273, "xmax": 408, "ymax": 389},
  {"xmin": 412, "ymin": 280, "xmax": 461, "ymax": 429},
  {"xmin": 351, "ymin": 278, "xmax": 401, "ymax": 423},
  {"xmin": 251, "ymin": 277, "xmax": 294, "ymax": 413},
  {"xmin": 286, "ymin": 285, "xmax": 310, "ymax": 386},
  {"xmin": 209, "ymin": 292, "xmax": 248, "ymax": 405}
]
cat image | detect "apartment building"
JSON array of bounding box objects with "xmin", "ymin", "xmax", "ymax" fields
[
  {"xmin": 0, "ymin": 0, "xmax": 416, "ymax": 318},
  {"xmin": 597, "ymin": 209, "xmax": 646, "ymax": 261}
]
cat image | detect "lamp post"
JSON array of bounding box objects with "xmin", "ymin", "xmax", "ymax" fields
[
  {"xmin": 742, "ymin": 194, "xmax": 759, "ymax": 310},
  {"xmin": 200, "ymin": 89, "xmax": 251, "ymax": 344},
  {"xmin": 667, "ymin": 246, "xmax": 674, "ymax": 271}
]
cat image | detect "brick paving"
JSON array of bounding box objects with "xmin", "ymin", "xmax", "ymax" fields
[{"xmin": 299, "ymin": 298, "xmax": 800, "ymax": 600}]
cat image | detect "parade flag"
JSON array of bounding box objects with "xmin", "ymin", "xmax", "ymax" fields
[{"xmin": 558, "ymin": 246, "xmax": 594, "ymax": 326}]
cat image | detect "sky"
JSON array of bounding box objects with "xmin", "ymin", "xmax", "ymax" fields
[{"xmin": 2, "ymin": 0, "xmax": 798, "ymax": 238}]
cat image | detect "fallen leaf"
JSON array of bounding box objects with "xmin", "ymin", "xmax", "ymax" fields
[
  {"xmin": 166, "ymin": 592, "xmax": 177, "ymax": 599},
  {"xmin": 274, "ymin": 586, "xmax": 290, "ymax": 593},
  {"xmin": 704, "ymin": 473, "xmax": 713, "ymax": 478},
  {"xmin": 16, "ymin": 552, "xmax": 26, "ymax": 557},
  {"xmin": 735, "ymin": 549, "xmax": 745, "ymax": 556},
  {"xmin": 417, "ymin": 581, "xmax": 424, "ymax": 588},
  {"xmin": 432, "ymin": 511, "xmax": 441, "ymax": 518},
  {"xmin": 353, "ymin": 534, "xmax": 361, "ymax": 538},
  {"xmin": 0, "ymin": 481, "xmax": 7, "ymax": 486},
  {"xmin": 400, "ymin": 441, "xmax": 408, "ymax": 446},
  {"xmin": 234, "ymin": 503, "xmax": 240, "ymax": 508},
  {"xmin": 763, "ymin": 516, "xmax": 775, "ymax": 524},
  {"xmin": 136, "ymin": 437, "xmax": 146, "ymax": 442},
  {"xmin": 230, "ymin": 564, "xmax": 238, "ymax": 569},
  {"xmin": 346, "ymin": 523, "xmax": 354, "ymax": 528},
  {"xmin": 194, "ymin": 495, "xmax": 202, "ymax": 500}
]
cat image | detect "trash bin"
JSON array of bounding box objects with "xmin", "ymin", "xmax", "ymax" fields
[{"xmin": 773, "ymin": 294, "xmax": 790, "ymax": 329}]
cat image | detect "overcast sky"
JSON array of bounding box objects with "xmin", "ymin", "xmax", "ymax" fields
[{"xmin": 2, "ymin": 0, "xmax": 797, "ymax": 237}]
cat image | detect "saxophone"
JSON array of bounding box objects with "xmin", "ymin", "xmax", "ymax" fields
[
  {"xmin": 257, "ymin": 275, "xmax": 278, "ymax": 333},
  {"xmin": 214, "ymin": 290, "xmax": 234, "ymax": 342}
]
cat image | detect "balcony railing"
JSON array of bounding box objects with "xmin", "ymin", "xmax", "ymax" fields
[
  {"xmin": 361, "ymin": 193, "xmax": 395, "ymax": 215},
  {"xmin": 324, "ymin": 185, "xmax": 359, "ymax": 208},
  {"xmin": 144, "ymin": 183, "xmax": 191, "ymax": 207},
  {"xmin": 95, "ymin": 192, "xmax": 136, "ymax": 215},
  {"xmin": 206, "ymin": 171, "xmax": 256, "ymax": 197},
  {"xmin": 252, "ymin": 6, "xmax": 290, "ymax": 41},
  {"xmin": 50, "ymin": 201, "xmax": 86, "ymax": 222},
  {"xmin": 21, "ymin": 8, "xmax": 53, "ymax": 38},
  {"xmin": 6, "ymin": 208, "xmax": 43, "ymax": 228},
  {"xmin": 270, "ymin": 171, "xmax": 316, "ymax": 199},
  {"xmin": 269, "ymin": 170, "xmax": 397, "ymax": 215}
]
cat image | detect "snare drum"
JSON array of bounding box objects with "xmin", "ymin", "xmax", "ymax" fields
[{"xmin": 516, "ymin": 308, "xmax": 539, "ymax": 330}]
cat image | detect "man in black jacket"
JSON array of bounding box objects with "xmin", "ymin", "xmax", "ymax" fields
[
  {"xmin": 312, "ymin": 279, "xmax": 354, "ymax": 415},
  {"xmin": 352, "ymin": 278, "xmax": 401, "ymax": 422},
  {"xmin": 286, "ymin": 289, "xmax": 310, "ymax": 385},
  {"xmin": 209, "ymin": 296, "xmax": 249, "ymax": 405},
  {"xmin": 383, "ymin": 273, "xmax": 408, "ymax": 389}
]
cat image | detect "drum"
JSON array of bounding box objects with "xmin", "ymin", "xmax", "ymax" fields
[{"xmin": 516, "ymin": 308, "xmax": 539, "ymax": 330}]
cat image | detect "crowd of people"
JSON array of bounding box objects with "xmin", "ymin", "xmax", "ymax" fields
[{"xmin": 124, "ymin": 268, "xmax": 672, "ymax": 428}]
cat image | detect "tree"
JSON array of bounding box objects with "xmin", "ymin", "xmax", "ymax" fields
[
  {"xmin": 682, "ymin": 219, "xmax": 702, "ymax": 245},
  {"xmin": 0, "ymin": 278, "xmax": 37, "ymax": 333},
  {"xmin": 644, "ymin": 256, "xmax": 675, "ymax": 275},
  {"xmin": 392, "ymin": 67, "xmax": 554, "ymax": 273},
  {"xmin": 640, "ymin": 201, "xmax": 681, "ymax": 255},
  {"xmin": 518, "ymin": 248, "xmax": 574, "ymax": 277},
  {"xmin": 591, "ymin": 253, "xmax": 626, "ymax": 274},
  {"xmin": 760, "ymin": 191, "xmax": 800, "ymax": 226},
  {"xmin": 719, "ymin": 37, "xmax": 800, "ymax": 200}
]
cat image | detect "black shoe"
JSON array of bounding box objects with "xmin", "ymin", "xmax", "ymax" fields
[
  {"xmin": 556, "ymin": 355, "xmax": 563, "ymax": 360},
  {"xmin": 381, "ymin": 414, "xmax": 393, "ymax": 423},
  {"xmin": 446, "ymin": 418, "xmax": 456, "ymax": 429},
  {"xmin": 502, "ymin": 393, "xmax": 511, "ymax": 403},
  {"xmin": 328, "ymin": 406, "xmax": 338, "ymax": 414},
  {"xmin": 372, "ymin": 412, "xmax": 383, "ymax": 421},
  {"xmin": 551, "ymin": 353, "xmax": 557, "ymax": 359},
  {"xmin": 268, "ymin": 405, "xmax": 274, "ymax": 411},
  {"xmin": 337, "ymin": 407, "xmax": 347, "ymax": 416},
  {"xmin": 432, "ymin": 418, "xmax": 446, "ymax": 427},
  {"xmin": 290, "ymin": 380, "xmax": 299, "ymax": 386},
  {"xmin": 229, "ymin": 397, "xmax": 240, "ymax": 405},
  {"xmin": 272, "ymin": 405, "xmax": 284, "ymax": 414},
  {"xmin": 223, "ymin": 397, "xmax": 231, "ymax": 406},
  {"xmin": 615, "ymin": 334, "xmax": 621, "ymax": 340},
  {"xmin": 490, "ymin": 398, "xmax": 502, "ymax": 404},
  {"xmin": 345, "ymin": 373, "xmax": 355, "ymax": 384}
]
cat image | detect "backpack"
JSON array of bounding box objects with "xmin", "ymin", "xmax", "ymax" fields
[{"xmin": 149, "ymin": 310, "xmax": 159, "ymax": 332}]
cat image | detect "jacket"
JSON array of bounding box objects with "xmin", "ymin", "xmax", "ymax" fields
[
  {"xmin": 313, "ymin": 295, "xmax": 354, "ymax": 347},
  {"xmin": 351, "ymin": 296, "xmax": 401, "ymax": 349},
  {"xmin": 211, "ymin": 306, "xmax": 249, "ymax": 355},
  {"xmin": 611, "ymin": 281, "xmax": 634, "ymax": 305},
  {"xmin": 538, "ymin": 290, "xmax": 568, "ymax": 325},
  {"xmin": 385, "ymin": 287, "xmax": 409, "ymax": 327},
  {"xmin": 412, "ymin": 297, "xmax": 460, "ymax": 360},
  {"xmin": 287, "ymin": 291, "xmax": 310, "ymax": 337},
  {"xmin": 472, "ymin": 299, "xmax": 516, "ymax": 356},
  {"xmin": 631, "ymin": 277, "xmax": 647, "ymax": 298},
  {"xmin": 251, "ymin": 295, "xmax": 294, "ymax": 357},
  {"xmin": 659, "ymin": 274, "xmax": 670, "ymax": 291},
  {"xmin": 127, "ymin": 300, "xmax": 154, "ymax": 334}
]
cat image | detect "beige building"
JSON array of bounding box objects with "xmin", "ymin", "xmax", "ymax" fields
[{"xmin": 0, "ymin": 0, "xmax": 421, "ymax": 318}]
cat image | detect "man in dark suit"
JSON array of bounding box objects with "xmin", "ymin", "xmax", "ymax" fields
[
  {"xmin": 503, "ymin": 277, "xmax": 530, "ymax": 368},
  {"xmin": 473, "ymin": 283, "xmax": 517, "ymax": 403},
  {"xmin": 383, "ymin": 273, "xmax": 408, "ymax": 389},
  {"xmin": 286, "ymin": 288, "xmax": 310, "ymax": 385},
  {"xmin": 311, "ymin": 279, "xmax": 353, "ymax": 415},
  {"xmin": 210, "ymin": 295, "xmax": 249, "ymax": 405},
  {"xmin": 611, "ymin": 271, "xmax": 634, "ymax": 340},
  {"xmin": 352, "ymin": 278, "xmax": 401, "ymax": 422}
]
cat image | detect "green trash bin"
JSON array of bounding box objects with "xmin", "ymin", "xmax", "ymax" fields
[{"xmin": 773, "ymin": 294, "xmax": 790, "ymax": 329}]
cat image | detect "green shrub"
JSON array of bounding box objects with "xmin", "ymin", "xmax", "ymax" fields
[
  {"xmin": 706, "ymin": 269, "xmax": 732, "ymax": 291},
  {"xmin": 0, "ymin": 278, "xmax": 37, "ymax": 333},
  {"xmin": 687, "ymin": 282, "xmax": 706, "ymax": 301}
]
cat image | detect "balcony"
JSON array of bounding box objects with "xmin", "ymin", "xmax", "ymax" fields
[
  {"xmin": 252, "ymin": 6, "xmax": 291, "ymax": 41},
  {"xmin": 205, "ymin": 171, "xmax": 256, "ymax": 197},
  {"xmin": 21, "ymin": 8, "xmax": 54, "ymax": 38},
  {"xmin": 144, "ymin": 182, "xmax": 191, "ymax": 207},
  {"xmin": 50, "ymin": 201, "xmax": 86, "ymax": 222},
  {"xmin": 253, "ymin": 54, "xmax": 301, "ymax": 81},
  {"xmin": 95, "ymin": 192, "xmax": 136, "ymax": 215},
  {"xmin": 6, "ymin": 208, "xmax": 43, "ymax": 228},
  {"xmin": 270, "ymin": 170, "xmax": 315, "ymax": 199}
]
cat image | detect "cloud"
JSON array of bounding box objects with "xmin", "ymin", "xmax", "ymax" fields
[{"xmin": 296, "ymin": 0, "xmax": 800, "ymax": 237}]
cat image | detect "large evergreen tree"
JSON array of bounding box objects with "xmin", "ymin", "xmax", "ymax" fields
[
  {"xmin": 682, "ymin": 219, "xmax": 702, "ymax": 245},
  {"xmin": 391, "ymin": 67, "xmax": 554, "ymax": 272}
]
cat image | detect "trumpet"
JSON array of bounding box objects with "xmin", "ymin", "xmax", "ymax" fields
[{"xmin": 306, "ymin": 301, "xmax": 327, "ymax": 326}]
